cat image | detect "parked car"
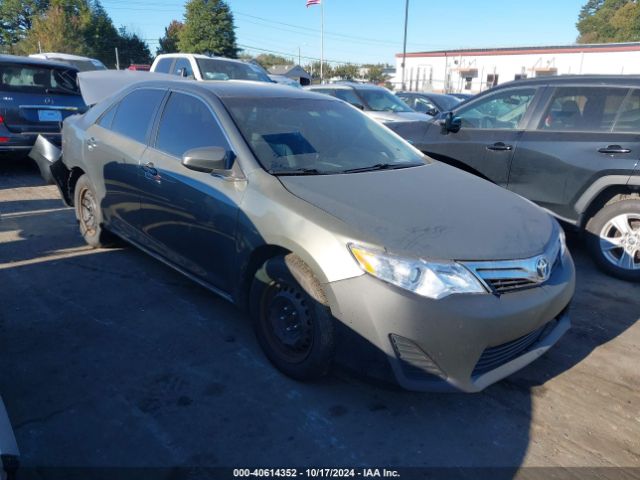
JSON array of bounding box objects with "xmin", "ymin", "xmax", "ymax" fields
[
  {"xmin": 41, "ymin": 76, "xmax": 574, "ymax": 392},
  {"xmin": 29, "ymin": 52, "xmax": 107, "ymax": 71},
  {"xmin": 396, "ymin": 91, "xmax": 461, "ymax": 116},
  {"xmin": 269, "ymin": 74, "xmax": 302, "ymax": 88},
  {"xmin": 127, "ymin": 64, "xmax": 151, "ymax": 71},
  {"xmin": 306, "ymin": 82, "xmax": 426, "ymax": 124},
  {"xmin": 410, "ymin": 75, "xmax": 640, "ymax": 280},
  {"xmin": 449, "ymin": 92, "xmax": 475, "ymax": 102},
  {"xmin": 0, "ymin": 54, "xmax": 85, "ymax": 154},
  {"xmin": 150, "ymin": 53, "xmax": 273, "ymax": 83}
]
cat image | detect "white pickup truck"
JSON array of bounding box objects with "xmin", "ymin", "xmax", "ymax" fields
[{"xmin": 150, "ymin": 53, "xmax": 273, "ymax": 83}]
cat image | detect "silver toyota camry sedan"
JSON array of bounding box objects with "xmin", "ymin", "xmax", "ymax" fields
[{"xmin": 46, "ymin": 77, "xmax": 575, "ymax": 392}]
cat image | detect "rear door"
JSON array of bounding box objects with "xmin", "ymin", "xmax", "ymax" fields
[
  {"xmin": 0, "ymin": 62, "xmax": 84, "ymax": 134},
  {"xmin": 84, "ymin": 88, "xmax": 166, "ymax": 235},
  {"xmin": 418, "ymin": 86, "xmax": 538, "ymax": 187},
  {"xmin": 509, "ymin": 85, "xmax": 640, "ymax": 222},
  {"xmin": 137, "ymin": 91, "xmax": 243, "ymax": 291}
]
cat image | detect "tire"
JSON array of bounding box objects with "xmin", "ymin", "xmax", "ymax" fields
[
  {"xmin": 586, "ymin": 199, "xmax": 640, "ymax": 281},
  {"xmin": 249, "ymin": 254, "xmax": 335, "ymax": 380},
  {"xmin": 73, "ymin": 174, "xmax": 116, "ymax": 248}
]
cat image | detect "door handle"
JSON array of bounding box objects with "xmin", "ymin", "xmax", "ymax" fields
[
  {"xmin": 142, "ymin": 162, "xmax": 159, "ymax": 177},
  {"xmin": 487, "ymin": 142, "xmax": 513, "ymax": 151},
  {"xmin": 87, "ymin": 137, "xmax": 97, "ymax": 150},
  {"xmin": 598, "ymin": 145, "xmax": 631, "ymax": 154}
]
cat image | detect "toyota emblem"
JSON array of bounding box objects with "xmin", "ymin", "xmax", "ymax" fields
[{"xmin": 536, "ymin": 257, "xmax": 550, "ymax": 280}]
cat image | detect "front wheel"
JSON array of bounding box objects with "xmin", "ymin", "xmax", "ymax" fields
[
  {"xmin": 73, "ymin": 174, "xmax": 116, "ymax": 248},
  {"xmin": 249, "ymin": 254, "xmax": 335, "ymax": 380},
  {"xmin": 586, "ymin": 199, "xmax": 640, "ymax": 281}
]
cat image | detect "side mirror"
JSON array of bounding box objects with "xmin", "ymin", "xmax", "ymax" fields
[
  {"xmin": 182, "ymin": 147, "xmax": 232, "ymax": 174},
  {"xmin": 440, "ymin": 111, "xmax": 462, "ymax": 134},
  {"xmin": 426, "ymin": 107, "xmax": 439, "ymax": 117}
]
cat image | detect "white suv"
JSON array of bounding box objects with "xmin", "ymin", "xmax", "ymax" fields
[{"xmin": 150, "ymin": 53, "xmax": 272, "ymax": 83}]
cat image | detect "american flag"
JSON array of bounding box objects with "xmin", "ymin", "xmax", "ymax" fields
[{"xmin": 306, "ymin": 0, "xmax": 321, "ymax": 7}]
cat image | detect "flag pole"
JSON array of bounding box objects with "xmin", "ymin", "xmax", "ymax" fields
[{"xmin": 320, "ymin": 0, "xmax": 324, "ymax": 83}]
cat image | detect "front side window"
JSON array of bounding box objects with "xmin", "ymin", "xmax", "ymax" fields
[
  {"xmin": 155, "ymin": 92, "xmax": 229, "ymax": 158},
  {"xmin": 457, "ymin": 88, "xmax": 536, "ymax": 129},
  {"xmin": 414, "ymin": 97, "xmax": 437, "ymax": 114},
  {"xmin": 0, "ymin": 63, "xmax": 79, "ymax": 95},
  {"xmin": 222, "ymin": 97, "xmax": 425, "ymax": 175},
  {"xmin": 110, "ymin": 89, "xmax": 166, "ymax": 144},
  {"xmin": 538, "ymin": 87, "xmax": 629, "ymax": 132},
  {"xmin": 614, "ymin": 89, "xmax": 640, "ymax": 133}
]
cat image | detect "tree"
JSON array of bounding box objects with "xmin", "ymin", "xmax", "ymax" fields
[
  {"xmin": 254, "ymin": 53, "xmax": 291, "ymax": 70},
  {"xmin": 157, "ymin": 19, "xmax": 183, "ymax": 55},
  {"xmin": 16, "ymin": 1, "xmax": 89, "ymax": 55},
  {"xmin": 364, "ymin": 64, "xmax": 389, "ymax": 84},
  {"xmin": 83, "ymin": 0, "xmax": 120, "ymax": 67},
  {"xmin": 305, "ymin": 61, "xmax": 333, "ymax": 81},
  {"xmin": 178, "ymin": 0, "xmax": 238, "ymax": 58},
  {"xmin": 0, "ymin": 0, "xmax": 49, "ymax": 50},
  {"xmin": 577, "ymin": 0, "xmax": 640, "ymax": 43},
  {"xmin": 117, "ymin": 26, "xmax": 152, "ymax": 66},
  {"xmin": 333, "ymin": 63, "xmax": 359, "ymax": 81}
]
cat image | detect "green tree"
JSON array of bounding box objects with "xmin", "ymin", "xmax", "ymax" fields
[
  {"xmin": 117, "ymin": 26, "xmax": 152, "ymax": 66},
  {"xmin": 157, "ymin": 19, "xmax": 183, "ymax": 55},
  {"xmin": 333, "ymin": 63, "xmax": 359, "ymax": 80},
  {"xmin": 305, "ymin": 61, "xmax": 333, "ymax": 81},
  {"xmin": 254, "ymin": 53, "xmax": 291, "ymax": 70},
  {"xmin": 0, "ymin": 0, "xmax": 49, "ymax": 50},
  {"xmin": 83, "ymin": 0, "xmax": 120, "ymax": 67},
  {"xmin": 364, "ymin": 64, "xmax": 389, "ymax": 84},
  {"xmin": 178, "ymin": 0, "xmax": 238, "ymax": 58},
  {"xmin": 577, "ymin": 0, "xmax": 640, "ymax": 43}
]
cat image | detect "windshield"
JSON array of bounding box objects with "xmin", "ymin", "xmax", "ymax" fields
[
  {"xmin": 358, "ymin": 88, "xmax": 413, "ymax": 112},
  {"xmin": 196, "ymin": 58, "xmax": 272, "ymax": 82},
  {"xmin": 0, "ymin": 63, "xmax": 80, "ymax": 95},
  {"xmin": 223, "ymin": 97, "xmax": 425, "ymax": 175}
]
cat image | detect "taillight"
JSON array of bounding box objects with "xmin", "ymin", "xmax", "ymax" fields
[{"xmin": 0, "ymin": 114, "xmax": 4, "ymax": 124}]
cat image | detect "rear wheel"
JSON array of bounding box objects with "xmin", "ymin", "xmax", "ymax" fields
[
  {"xmin": 73, "ymin": 174, "xmax": 116, "ymax": 248},
  {"xmin": 249, "ymin": 254, "xmax": 335, "ymax": 380},
  {"xmin": 586, "ymin": 199, "xmax": 640, "ymax": 281}
]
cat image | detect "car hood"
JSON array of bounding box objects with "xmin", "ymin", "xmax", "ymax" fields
[
  {"xmin": 279, "ymin": 163, "xmax": 556, "ymax": 261},
  {"xmin": 366, "ymin": 111, "xmax": 427, "ymax": 123}
]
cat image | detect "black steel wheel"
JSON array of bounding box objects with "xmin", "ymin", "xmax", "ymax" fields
[{"xmin": 73, "ymin": 174, "xmax": 116, "ymax": 248}]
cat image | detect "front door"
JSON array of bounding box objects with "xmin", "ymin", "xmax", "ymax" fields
[
  {"xmin": 418, "ymin": 87, "xmax": 539, "ymax": 187},
  {"xmin": 137, "ymin": 91, "xmax": 244, "ymax": 292}
]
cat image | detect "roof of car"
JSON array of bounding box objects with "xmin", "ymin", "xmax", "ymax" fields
[
  {"xmin": 0, "ymin": 53, "xmax": 79, "ymax": 70},
  {"xmin": 493, "ymin": 74, "xmax": 640, "ymax": 90}
]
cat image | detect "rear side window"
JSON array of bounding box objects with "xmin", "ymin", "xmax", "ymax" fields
[
  {"xmin": 538, "ymin": 87, "xmax": 629, "ymax": 132},
  {"xmin": 154, "ymin": 58, "xmax": 173, "ymax": 74},
  {"xmin": 613, "ymin": 89, "xmax": 640, "ymax": 133},
  {"xmin": 110, "ymin": 89, "xmax": 165, "ymax": 144},
  {"xmin": 0, "ymin": 63, "xmax": 79, "ymax": 95},
  {"xmin": 458, "ymin": 88, "xmax": 536, "ymax": 129},
  {"xmin": 155, "ymin": 92, "xmax": 229, "ymax": 158}
]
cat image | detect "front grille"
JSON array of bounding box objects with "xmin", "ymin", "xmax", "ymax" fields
[
  {"xmin": 462, "ymin": 237, "xmax": 562, "ymax": 295},
  {"xmin": 472, "ymin": 320, "xmax": 557, "ymax": 377},
  {"xmin": 390, "ymin": 334, "xmax": 445, "ymax": 380}
]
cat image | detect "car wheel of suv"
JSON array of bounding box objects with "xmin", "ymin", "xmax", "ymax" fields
[
  {"xmin": 250, "ymin": 254, "xmax": 335, "ymax": 380},
  {"xmin": 586, "ymin": 199, "xmax": 640, "ymax": 281},
  {"xmin": 74, "ymin": 174, "xmax": 116, "ymax": 248}
]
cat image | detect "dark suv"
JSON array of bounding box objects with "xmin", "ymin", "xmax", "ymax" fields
[
  {"xmin": 0, "ymin": 54, "xmax": 85, "ymax": 152},
  {"xmin": 408, "ymin": 75, "xmax": 640, "ymax": 280}
]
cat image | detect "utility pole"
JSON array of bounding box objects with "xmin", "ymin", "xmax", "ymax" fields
[
  {"xmin": 401, "ymin": 0, "xmax": 410, "ymax": 90},
  {"xmin": 320, "ymin": 0, "xmax": 325, "ymax": 83},
  {"xmin": 115, "ymin": 47, "xmax": 120, "ymax": 70},
  {"xmin": 298, "ymin": 46, "xmax": 301, "ymax": 66}
]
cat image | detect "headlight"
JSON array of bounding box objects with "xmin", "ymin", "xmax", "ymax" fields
[{"xmin": 349, "ymin": 244, "xmax": 487, "ymax": 300}]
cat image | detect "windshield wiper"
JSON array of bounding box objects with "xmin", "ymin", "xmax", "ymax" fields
[
  {"xmin": 270, "ymin": 168, "xmax": 328, "ymax": 176},
  {"xmin": 341, "ymin": 163, "xmax": 421, "ymax": 174}
]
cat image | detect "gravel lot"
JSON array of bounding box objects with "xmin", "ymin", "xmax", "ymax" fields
[{"xmin": 0, "ymin": 156, "xmax": 639, "ymax": 477}]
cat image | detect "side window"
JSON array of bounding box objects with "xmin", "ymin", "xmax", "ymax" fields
[
  {"xmin": 110, "ymin": 89, "xmax": 166, "ymax": 144},
  {"xmin": 173, "ymin": 58, "xmax": 193, "ymax": 78},
  {"xmin": 414, "ymin": 97, "xmax": 437, "ymax": 114},
  {"xmin": 458, "ymin": 88, "xmax": 536, "ymax": 129},
  {"xmin": 154, "ymin": 58, "xmax": 173, "ymax": 74},
  {"xmin": 155, "ymin": 92, "xmax": 229, "ymax": 158},
  {"xmin": 538, "ymin": 87, "xmax": 629, "ymax": 132},
  {"xmin": 613, "ymin": 89, "xmax": 640, "ymax": 133},
  {"xmin": 333, "ymin": 89, "xmax": 364, "ymax": 108},
  {"xmin": 97, "ymin": 105, "xmax": 116, "ymax": 129}
]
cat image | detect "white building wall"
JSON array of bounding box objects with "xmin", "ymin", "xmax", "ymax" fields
[{"xmin": 394, "ymin": 47, "xmax": 640, "ymax": 94}]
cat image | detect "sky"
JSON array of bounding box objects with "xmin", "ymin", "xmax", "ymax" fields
[{"xmin": 102, "ymin": 0, "xmax": 588, "ymax": 66}]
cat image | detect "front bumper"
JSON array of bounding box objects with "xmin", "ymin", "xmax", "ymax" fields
[{"xmin": 324, "ymin": 251, "xmax": 575, "ymax": 392}]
